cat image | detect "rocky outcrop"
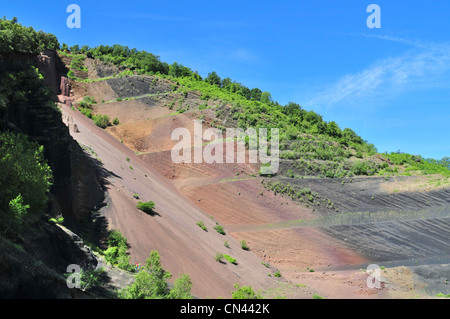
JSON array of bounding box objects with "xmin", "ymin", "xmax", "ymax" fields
[
  {"xmin": 1, "ymin": 51, "xmax": 104, "ymax": 222},
  {"xmin": 60, "ymin": 76, "xmax": 70, "ymax": 97}
]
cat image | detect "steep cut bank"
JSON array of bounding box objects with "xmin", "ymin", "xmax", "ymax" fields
[
  {"xmin": 0, "ymin": 20, "xmax": 107, "ymax": 297},
  {"xmin": 1, "ymin": 52, "xmax": 104, "ymax": 223}
]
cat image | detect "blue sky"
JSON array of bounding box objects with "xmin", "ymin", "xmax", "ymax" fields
[{"xmin": 2, "ymin": 0, "xmax": 449, "ymax": 159}]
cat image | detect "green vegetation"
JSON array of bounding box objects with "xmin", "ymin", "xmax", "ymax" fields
[
  {"xmin": 79, "ymin": 96, "xmax": 96, "ymax": 108},
  {"xmin": 384, "ymin": 152, "xmax": 450, "ymax": 177},
  {"xmin": 48, "ymin": 217, "xmax": 64, "ymax": 225},
  {"xmin": 214, "ymin": 225, "xmax": 226, "ymax": 235},
  {"xmin": 196, "ymin": 221, "xmax": 208, "ymax": 232},
  {"xmin": 133, "ymin": 193, "xmax": 140, "ymax": 199},
  {"xmin": 231, "ymin": 284, "xmax": 262, "ymax": 299},
  {"xmin": 69, "ymin": 54, "xmax": 88, "ymax": 73},
  {"xmin": 58, "ymin": 38, "xmax": 449, "ymax": 183},
  {"xmin": 273, "ymin": 271, "xmax": 282, "ymax": 278},
  {"xmin": 313, "ymin": 294, "xmax": 326, "ymax": 299},
  {"xmin": 240, "ymin": 240, "xmax": 249, "ymax": 251},
  {"xmin": 263, "ymin": 180, "xmax": 335, "ymax": 210},
  {"xmin": 104, "ymin": 230, "xmax": 133, "ymax": 271},
  {"xmin": 215, "ymin": 252, "xmax": 224, "ymax": 263},
  {"xmin": 0, "ymin": 17, "xmax": 59, "ymax": 55},
  {"xmin": 65, "ymin": 267, "xmax": 106, "ymax": 292},
  {"xmin": 119, "ymin": 250, "xmax": 193, "ymax": 299},
  {"xmin": 92, "ymin": 114, "xmax": 110, "ymax": 128},
  {"xmin": 136, "ymin": 201, "xmax": 156, "ymax": 215},
  {"xmin": 74, "ymin": 96, "xmax": 111, "ymax": 128},
  {"xmin": 0, "ymin": 132, "xmax": 52, "ymax": 234},
  {"xmin": 223, "ymin": 254, "xmax": 237, "ymax": 265},
  {"xmin": 224, "ymin": 240, "xmax": 230, "ymax": 248}
]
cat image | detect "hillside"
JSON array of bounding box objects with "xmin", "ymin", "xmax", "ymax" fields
[
  {"xmin": 62, "ymin": 46, "xmax": 450, "ymax": 298},
  {"xmin": 1, "ymin": 18, "xmax": 450, "ymax": 299}
]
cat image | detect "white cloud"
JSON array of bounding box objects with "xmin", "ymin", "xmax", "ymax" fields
[{"xmin": 306, "ymin": 37, "xmax": 450, "ymax": 108}]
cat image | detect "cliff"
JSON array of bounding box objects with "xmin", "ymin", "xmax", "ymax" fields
[{"xmin": 2, "ymin": 50, "xmax": 104, "ymax": 222}]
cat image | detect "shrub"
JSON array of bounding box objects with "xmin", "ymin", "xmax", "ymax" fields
[
  {"xmin": 224, "ymin": 240, "xmax": 229, "ymax": 248},
  {"xmin": 0, "ymin": 132, "xmax": 52, "ymax": 233},
  {"xmin": 197, "ymin": 221, "xmax": 207, "ymax": 231},
  {"xmin": 79, "ymin": 107, "xmax": 93, "ymax": 118},
  {"xmin": 240, "ymin": 240, "xmax": 249, "ymax": 251},
  {"xmin": 49, "ymin": 216, "xmax": 64, "ymax": 225},
  {"xmin": 119, "ymin": 250, "xmax": 192, "ymax": 299},
  {"xmin": 133, "ymin": 193, "xmax": 140, "ymax": 199},
  {"xmin": 137, "ymin": 201, "xmax": 156, "ymax": 215},
  {"xmin": 223, "ymin": 254, "xmax": 237, "ymax": 265},
  {"xmin": 214, "ymin": 225, "xmax": 226, "ymax": 235},
  {"xmin": 274, "ymin": 270, "xmax": 282, "ymax": 278},
  {"xmin": 104, "ymin": 230, "xmax": 132, "ymax": 271},
  {"xmin": 215, "ymin": 252, "xmax": 224, "ymax": 263},
  {"xmin": 107, "ymin": 230, "xmax": 128, "ymax": 248},
  {"xmin": 168, "ymin": 274, "xmax": 194, "ymax": 299},
  {"xmin": 93, "ymin": 114, "xmax": 110, "ymax": 128},
  {"xmin": 231, "ymin": 284, "xmax": 262, "ymax": 299},
  {"xmin": 113, "ymin": 117, "xmax": 120, "ymax": 125}
]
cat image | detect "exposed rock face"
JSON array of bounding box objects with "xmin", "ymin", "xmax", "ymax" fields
[
  {"xmin": 1, "ymin": 51, "xmax": 104, "ymax": 222},
  {"xmin": 60, "ymin": 76, "xmax": 70, "ymax": 97},
  {"xmin": 36, "ymin": 50, "xmax": 66, "ymax": 96}
]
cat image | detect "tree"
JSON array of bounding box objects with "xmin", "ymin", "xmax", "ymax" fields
[
  {"xmin": 439, "ymin": 157, "xmax": 450, "ymax": 170},
  {"xmin": 169, "ymin": 62, "xmax": 193, "ymax": 78},
  {"xmin": 0, "ymin": 132, "xmax": 52, "ymax": 217},
  {"xmin": 260, "ymin": 91, "xmax": 273, "ymax": 104},
  {"xmin": 205, "ymin": 71, "xmax": 221, "ymax": 87},
  {"xmin": 327, "ymin": 121, "xmax": 342, "ymax": 138},
  {"xmin": 250, "ymin": 88, "xmax": 262, "ymax": 101},
  {"xmin": 231, "ymin": 284, "xmax": 262, "ymax": 299},
  {"xmin": 70, "ymin": 44, "xmax": 80, "ymax": 53},
  {"xmin": 119, "ymin": 250, "xmax": 193, "ymax": 299},
  {"xmin": 168, "ymin": 274, "xmax": 194, "ymax": 299},
  {"xmin": 221, "ymin": 77, "xmax": 233, "ymax": 89}
]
